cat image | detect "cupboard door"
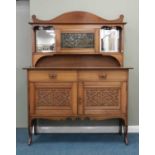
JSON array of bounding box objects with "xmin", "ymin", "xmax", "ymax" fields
[
  {"xmin": 80, "ymin": 81, "xmax": 126, "ymax": 115},
  {"xmin": 29, "ymin": 82, "xmax": 77, "ymax": 116}
]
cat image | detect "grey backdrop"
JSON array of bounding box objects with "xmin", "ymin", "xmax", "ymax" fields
[{"xmin": 16, "ymin": 0, "xmax": 139, "ymax": 127}]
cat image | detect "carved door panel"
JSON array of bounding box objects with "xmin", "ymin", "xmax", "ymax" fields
[
  {"xmin": 79, "ymin": 81, "xmax": 127, "ymax": 115},
  {"xmin": 29, "ymin": 82, "xmax": 77, "ymax": 116}
]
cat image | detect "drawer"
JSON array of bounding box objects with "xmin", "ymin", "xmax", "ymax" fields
[
  {"xmin": 28, "ymin": 70, "xmax": 77, "ymax": 82},
  {"xmin": 79, "ymin": 70, "xmax": 128, "ymax": 81}
]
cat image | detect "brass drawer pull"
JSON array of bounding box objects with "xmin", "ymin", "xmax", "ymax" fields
[
  {"xmin": 99, "ymin": 73, "xmax": 107, "ymax": 79},
  {"xmin": 49, "ymin": 73, "xmax": 57, "ymax": 79}
]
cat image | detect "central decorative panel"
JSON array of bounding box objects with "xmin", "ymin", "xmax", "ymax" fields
[
  {"xmin": 36, "ymin": 88, "xmax": 71, "ymax": 106},
  {"xmin": 61, "ymin": 33, "xmax": 94, "ymax": 48},
  {"xmin": 85, "ymin": 87, "xmax": 120, "ymax": 106}
]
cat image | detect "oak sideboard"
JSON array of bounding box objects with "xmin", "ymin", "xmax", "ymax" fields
[{"xmin": 24, "ymin": 11, "xmax": 132, "ymax": 145}]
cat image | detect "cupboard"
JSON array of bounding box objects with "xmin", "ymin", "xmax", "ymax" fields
[{"xmin": 24, "ymin": 11, "xmax": 132, "ymax": 145}]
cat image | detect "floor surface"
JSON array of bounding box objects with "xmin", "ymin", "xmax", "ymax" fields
[{"xmin": 16, "ymin": 128, "xmax": 139, "ymax": 155}]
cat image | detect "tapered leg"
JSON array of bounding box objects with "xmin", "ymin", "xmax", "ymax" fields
[
  {"xmin": 123, "ymin": 119, "xmax": 128, "ymax": 145},
  {"xmin": 28, "ymin": 119, "xmax": 32, "ymax": 145},
  {"xmin": 33, "ymin": 119, "xmax": 37, "ymax": 135},
  {"xmin": 124, "ymin": 125, "xmax": 128, "ymax": 145},
  {"xmin": 119, "ymin": 119, "xmax": 123, "ymax": 135}
]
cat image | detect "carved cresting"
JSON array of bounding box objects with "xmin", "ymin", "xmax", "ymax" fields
[
  {"xmin": 85, "ymin": 87, "xmax": 120, "ymax": 106},
  {"xmin": 36, "ymin": 88, "xmax": 71, "ymax": 106}
]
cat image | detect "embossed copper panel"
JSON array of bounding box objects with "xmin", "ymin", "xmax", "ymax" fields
[
  {"xmin": 84, "ymin": 87, "xmax": 119, "ymax": 106},
  {"xmin": 61, "ymin": 33, "xmax": 94, "ymax": 48}
]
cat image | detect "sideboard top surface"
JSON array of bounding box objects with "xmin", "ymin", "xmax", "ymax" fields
[{"xmin": 23, "ymin": 67, "xmax": 133, "ymax": 70}]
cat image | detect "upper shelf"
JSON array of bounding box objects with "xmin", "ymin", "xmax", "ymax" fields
[{"xmin": 29, "ymin": 11, "xmax": 126, "ymax": 25}]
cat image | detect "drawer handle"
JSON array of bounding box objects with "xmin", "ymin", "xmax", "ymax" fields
[
  {"xmin": 99, "ymin": 73, "xmax": 107, "ymax": 79},
  {"xmin": 49, "ymin": 73, "xmax": 57, "ymax": 79}
]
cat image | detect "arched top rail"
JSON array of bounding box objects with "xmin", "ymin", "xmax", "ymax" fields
[{"xmin": 30, "ymin": 11, "xmax": 126, "ymax": 25}]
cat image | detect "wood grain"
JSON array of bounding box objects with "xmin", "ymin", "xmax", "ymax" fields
[{"xmin": 25, "ymin": 11, "xmax": 131, "ymax": 144}]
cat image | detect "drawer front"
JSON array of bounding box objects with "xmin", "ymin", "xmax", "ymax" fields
[
  {"xmin": 28, "ymin": 70, "xmax": 77, "ymax": 82},
  {"xmin": 79, "ymin": 70, "xmax": 128, "ymax": 81}
]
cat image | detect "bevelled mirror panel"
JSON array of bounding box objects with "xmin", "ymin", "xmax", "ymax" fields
[
  {"xmin": 35, "ymin": 26, "xmax": 55, "ymax": 52},
  {"xmin": 100, "ymin": 26, "xmax": 121, "ymax": 52}
]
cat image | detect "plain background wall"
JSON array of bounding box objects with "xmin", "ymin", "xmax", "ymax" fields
[
  {"xmin": 16, "ymin": 1, "xmax": 31, "ymax": 127},
  {"xmin": 16, "ymin": 0, "xmax": 139, "ymax": 127}
]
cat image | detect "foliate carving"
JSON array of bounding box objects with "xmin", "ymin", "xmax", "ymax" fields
[
  {"xmin": 85, "ymin": 87, "xmax": 119, "ymax": 106},
  {"xmin": 36, "ymin": 88, "xmax": 71, "ymax": 106}
]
